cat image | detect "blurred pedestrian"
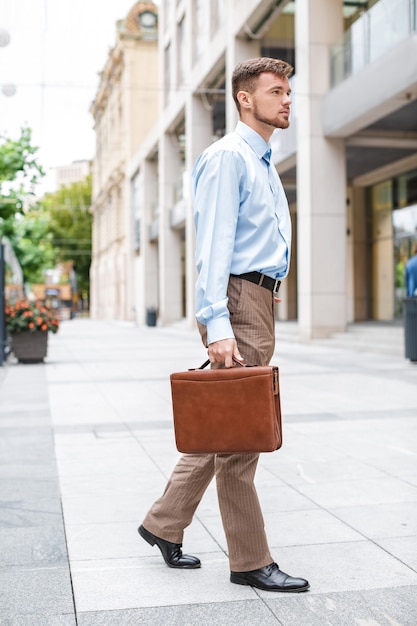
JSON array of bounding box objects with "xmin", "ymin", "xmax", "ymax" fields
[{"xmin": 405, "ymin": 245, "xmax": 417, "ymax": 297}]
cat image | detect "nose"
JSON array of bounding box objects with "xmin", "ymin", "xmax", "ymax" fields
[{"xmin": 283, "ymin": 93, "xmax": 292, "ymax": 106}]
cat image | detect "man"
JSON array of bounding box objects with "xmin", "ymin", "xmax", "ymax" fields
[
  {"xmin": 405, "ymin": 246, "xmax": 417, "ymax": 297},
  {"xmin": 138, "ymin": 57, "xmax": 309, "ymax": 593}
]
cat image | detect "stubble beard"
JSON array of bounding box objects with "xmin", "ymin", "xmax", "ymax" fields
[{"xmin": 253, "ymin": 104, "xmax": 290, "ymax": 130}]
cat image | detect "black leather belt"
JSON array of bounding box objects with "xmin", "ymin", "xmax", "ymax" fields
[{"xmin": 231, "ymin": 271, "xmax": 281, "ymax": 293}]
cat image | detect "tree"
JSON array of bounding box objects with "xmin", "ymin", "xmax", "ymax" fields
[
  {"xmin": 11, "ymin": 206, "xmax": 56, "ymax": 284},
  {"xmin": 0, "ymin": 128, "xmax": 92, "ymax": 299},
  {"xmin": 0, "ymin": 127, "xmax": 44, "ymax": 237},
  {"xmin": 40, "ymin": 176, "xmax": 92, "ymax": 297},
  {"xmin": 0, "ymin": 127, "xmax": 50, "ymax": 287}
]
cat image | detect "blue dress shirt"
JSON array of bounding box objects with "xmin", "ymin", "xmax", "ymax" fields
[{"xmin": 192, "ymin": 121, "xmax": 292, "ymax": 345}]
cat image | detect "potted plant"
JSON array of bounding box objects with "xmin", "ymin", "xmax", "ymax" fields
[{"xmin": 5, "ymin": 299, "xmax": 60, "ymax": 363}]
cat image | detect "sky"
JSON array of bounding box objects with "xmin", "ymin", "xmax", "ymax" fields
[{"xmin": 0, "ymin": 0, "xmax": 145, "ymax": 193}]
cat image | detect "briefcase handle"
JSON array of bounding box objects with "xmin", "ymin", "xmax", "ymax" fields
[{"xmin": 196, "ymin": 358, "xmax": 248, "ymax": 370}]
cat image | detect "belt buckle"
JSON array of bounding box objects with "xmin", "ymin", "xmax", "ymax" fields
[{"xmin": 273, "ymin": 279, "xmax": 281, "ymax": 294}]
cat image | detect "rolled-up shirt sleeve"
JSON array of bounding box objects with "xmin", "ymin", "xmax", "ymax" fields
[{"xmin": 193, "ymin": 148, "xmax": 241, "ymax": 345}]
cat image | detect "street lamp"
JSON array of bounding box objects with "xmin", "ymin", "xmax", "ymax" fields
[
  {"xmin": 1, "ymin": 83, "xmax": 16, "ymax": 96},
  {"xmin": 0, "ymin": 28, "xmax": 11, "ymax": 47},
  {"xmin": 0, "ymin": 27, "xmax": 16, "ymax": 96}
]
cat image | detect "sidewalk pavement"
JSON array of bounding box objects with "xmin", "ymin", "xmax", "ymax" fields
[{"xmin": 1, "ymin": 318, "xmax": 417, "ymax": 626}]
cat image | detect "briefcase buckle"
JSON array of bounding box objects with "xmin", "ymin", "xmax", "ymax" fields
[{"xmin": 273, "ymin": 368, "xmax": 279, "ymax": 395}]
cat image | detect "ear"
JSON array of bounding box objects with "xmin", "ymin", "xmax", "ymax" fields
[{"xmin": 237, "ymin": 90, "xmax": 252, "ymax": 109}]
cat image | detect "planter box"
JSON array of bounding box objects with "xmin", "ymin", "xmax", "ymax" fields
[{"xmin": 12, "ymin": 331, "xmax": 48, "ymax": 364}]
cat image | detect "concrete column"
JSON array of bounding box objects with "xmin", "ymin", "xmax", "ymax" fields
[
  {"xmin": 371, "ymin": 201, "xmax": 394, "ymax": 320},
  {"xmin": 184, "ymin": 94, "xmax": 213, "ymax": 328},
  {"xmin": 295, "ymin": 0, "xmax": 347, "ymax": 339},
  {"xmin": 277, "ymin": 201, "xmax": 297, "ymax": 321},
  {"xmin": 124, "ymin": 175, "xmax": 135, "ymax": 322},
  {"xmin": 131, "ymin": 161, "xmax": 159, "ymax": 326},
  {"xmin": 351, "ymin": 186, "xmax": 369, "ymax": 321},
  {"xmin": 225, "ymin": 33, "xmax": 260, "ymax": 132},
  {"xmin": 346, "ymin": 186, "xmax": 354, "ymax": 324},
  {"xmin": 158, "ymin": 132, "xmax": 183, "ymax": 324},
  {"xmin": 143, "ymin": 161, "xmax": 159, "ymax": 323},
  {"xmin": 89, "ymin": 213, "xmax": 99, "ymax": 319}
]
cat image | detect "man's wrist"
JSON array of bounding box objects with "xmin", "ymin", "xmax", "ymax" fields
[{"xmin": 206, "ymin": 316, "xmax": 234, "ymax": 345}]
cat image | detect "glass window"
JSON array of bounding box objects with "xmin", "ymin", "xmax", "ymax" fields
[
  {"xmin": 331, "ymin": 0, "xmax": 414, "ymax": 86},
  {"xmin": 368, "ymin": 169, "xmax": 417, "ymax": 318},
  {"xmin": 368, "ymin": 0, "xmax": 410, "ymax": 63}
]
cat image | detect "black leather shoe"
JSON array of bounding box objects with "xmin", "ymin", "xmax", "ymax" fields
[
  {"xmin": 138, "ymin": 525, "xmax": 201, "ymax": 569},
  {"xmin": 230, "ymin": 562, "xmax": 309, "ymax": 592}
]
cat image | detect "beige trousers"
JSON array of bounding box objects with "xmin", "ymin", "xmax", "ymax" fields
[{"xmin": 142, "ymin": 276, "xmax": 276, "ymax": 571}]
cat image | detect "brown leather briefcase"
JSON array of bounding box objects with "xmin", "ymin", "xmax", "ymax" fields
[{"xmin": 170, "ymin": 360, "xmax": 282, "ymax": 454}]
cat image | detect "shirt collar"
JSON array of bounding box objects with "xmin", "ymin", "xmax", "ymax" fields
[{"xmin": 235, "ymin": 121, "xmax": 270, "ymax": 161}]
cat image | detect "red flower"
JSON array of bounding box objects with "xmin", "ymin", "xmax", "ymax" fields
[{"xmin": 5, "ymin": 299, "xmax": 60, "ymax": 334}]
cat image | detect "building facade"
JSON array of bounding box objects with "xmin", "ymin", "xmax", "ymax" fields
[
  {"xmin": 55, "ymin": 160, "xmax": 91, "ymax": 189},
  {"xmin": 104, "ymin": 0, "xmax": 416, "ymax": 339},
  {"xmin": 89, "ymin": 2, "xmax": 159, "ymax": 320}
]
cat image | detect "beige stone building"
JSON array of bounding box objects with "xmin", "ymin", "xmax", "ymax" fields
[
  {"xmin": 89, "ymin": 2, "xmax": 159, "ymax": 320},
  {"xmin": 55, "ymin": 160, "xmax": 91, "ymax": 189},
  {"xmin": 126, "ymin": 0, "xmax": 417, "ymax": 339},
  {"xmin": 90, "ymin": 0, "xmax": 417, "ymax": 339}
]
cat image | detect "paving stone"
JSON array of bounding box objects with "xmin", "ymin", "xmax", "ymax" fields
[
  {"xmin": 295, "ymin": 476, "xmax": 417, "ymax": 509},
  {"xmin": 256, "ymin": 542, "xmax": 417, "ymax": 596},
  {"xmin": 0, "ymin": 566, "xmax": 74, "ymax": 615},
  {"xmin": 0, "ymin": 525, "xmax": 67, "ymax": 566},
  {"xmin": 330, "ymin": 501, "xmax": 417, "ymax": 539},
  {"xmin": 70, "ymin": 555, "xmax": 253, "ymax": 612},
  {"xmin": 0, "ymin": 615, "xmax": 76, "ymax": 626},
  {"xmin": 375, "ymin": 535, "xmax": 417, "ymax": 571},
  {"xmin": 265, "ymin": 585, "xmax": 417, "ymax": 626},
  {"xmin": 264, "ymin": 508, "xmax": 364, "ymax": 547},
  {"xmin": 77, "ymin": 600, "xmax": 279, "ymax": 626},
  {"xmin": 0, "ymin": 360, "xmax": 75, "ymax": 624}
]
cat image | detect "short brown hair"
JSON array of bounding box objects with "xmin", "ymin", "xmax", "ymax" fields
[{"xmin": 232, "ymin": 57, "xmax": 293, "ymax": 112}]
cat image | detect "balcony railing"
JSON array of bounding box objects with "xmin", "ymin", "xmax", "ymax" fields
[{"xmin": 330, "ymin": 0, "xmax": 416, "ymax": 87}]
